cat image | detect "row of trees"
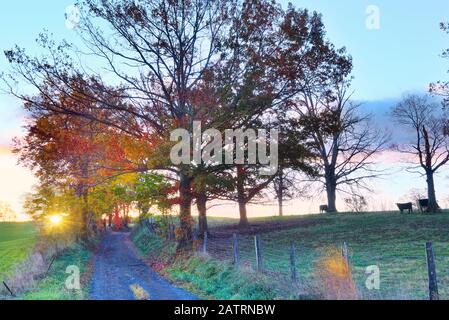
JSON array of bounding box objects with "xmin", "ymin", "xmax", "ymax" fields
[{"xmin": 3, "ymin": 0, "xmax": 449, "ymax": 246}]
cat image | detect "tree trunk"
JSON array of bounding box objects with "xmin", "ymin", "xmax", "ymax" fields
[
  {"xmin": 325, "ymin": 170, "xmax": 337, "ymax": 213},
  {"xmin": 75, "ymin": 180, "xmax": 90, "ymax": 241},
  {"xmin": 278, "ymin": 195, "xmax": 284, "ymax": 217},
  {"xmin": 123, "ymin": 204, "xmax": 129, "ymax": 228},
  {"xmin": 81, "ymin": 189, "xmax": 89, "ymax": 240},
  {"xmin": 108, "ymin": 214, "xmax": 112, "ymax": 227},
  {"xmin": 197, "ymin": 193, "xmax": 208, "ymax": 236},
  {"xmin": 422, "ymin": 126, "xmax": 440, "ymax": 213},
  {"xmin": 77, "ymin": 158, "xmax": 90, "ymax": 240},
  {"xmin": 178, "ymin": 173, "xmax": 193, "ymax": 247},
  {"xmin": 277, "ymin": 167, "xmax": 284, "ymax": 217},
  {"xmin": 237, "ymin": 165, "xmax": 249, "ymax": 227},
  {"xmin": 238, "ymin": 198, "xmax": 249, "ymax": 227},
  {"xmin": 426, "ymin": 171, "xmax": 440, "ymax": 213}
]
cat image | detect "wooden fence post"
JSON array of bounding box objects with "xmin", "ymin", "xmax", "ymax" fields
[
  {"xmin": 341, "ymin": 242, "xmax": 349, "ymax": 265},
  {"xmin": 203, "ymin": 232, "xmax": 208, "ymax": 255},
  {"xmin": 2, "ymin": 281, "xmax": 15, "ymax": 297},
  {"xmin": 290, "ymin": 243, "xmax": 297, "ymax": 283},
  {"xmin": 232, "ymin": 233, "xmax": 239, "ymax": 266},
  {"xmin": 255, "ymin": 235, "xmax": 263, "ymax": 272},
  {"xmin": 46, "ymin": 254, "xmax": 57, "ymax": 275},
  {"xmin": 425, "ymin": 242, "xmax": 439, "ymax": 300}
]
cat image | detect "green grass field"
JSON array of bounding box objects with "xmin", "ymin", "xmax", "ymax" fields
[
  {"xmin": 21, "ymin": 243, "xmax": 93, "ymax": 300},
  {"xmin": 0, "ymin": 222, "xmax": 37, "ymax": 281},
  {"xmin": 203, "ymin": 212, "xmax": 449, "ymax": 299}
]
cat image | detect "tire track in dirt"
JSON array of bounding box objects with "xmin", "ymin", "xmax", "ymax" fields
[{"xmin": 90, "ymin": 231, "xmax": 197, "ymax": 300}]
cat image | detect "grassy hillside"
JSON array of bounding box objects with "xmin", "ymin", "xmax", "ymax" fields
[
  {"xmin": 209, "ymin": 212, "xmax": 449, "ymax": 299},
  {"xmin": 0, "ymin": 222, "xmax": 36, "ymax": 281},
  {"xmin": 137, "ymin": 212, "xmax": 449, "ymax": 300}
]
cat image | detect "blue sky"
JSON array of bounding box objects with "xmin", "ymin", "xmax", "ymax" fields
[
  {"xmin": 1, "ymin": 1, "xmax": 449, "ymax": 215},
  {"xmin": 290, "ymin": 0, "xmax": 449, "ymax": 100},
  {"xmin": 1, "ymin": 1, "xmax": 449, "ymax": 101}
]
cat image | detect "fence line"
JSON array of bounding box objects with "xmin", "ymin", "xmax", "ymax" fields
[{"xmin": 143, "ymin": 219, "xmax": 447, "ymax": 300}]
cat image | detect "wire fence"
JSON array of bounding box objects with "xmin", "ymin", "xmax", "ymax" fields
[{"xmin": 143, "ymin": 219, "xmax": 449, "ymax": 300}]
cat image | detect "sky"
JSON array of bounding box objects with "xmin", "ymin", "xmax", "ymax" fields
[{"xmin": 1, "ymin": 1, "xmax": 449, "ymax": 218}]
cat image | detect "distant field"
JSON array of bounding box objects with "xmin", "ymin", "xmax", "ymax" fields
[
  {"xmin": 0, "ymin": 222, "xmax": 36, "ymax": 281},
  {"xmin": 204, "ymin": 212, "xmax": 449, "ymax": 299}
]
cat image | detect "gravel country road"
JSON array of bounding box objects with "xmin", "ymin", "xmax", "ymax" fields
[{"xmin": 90, "ymin": 231, "xmax": 198, "ymax": 300}]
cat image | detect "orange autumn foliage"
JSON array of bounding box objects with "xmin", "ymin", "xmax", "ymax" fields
[{"xmin": 112, "ymin": 210, "xmax": 122, "ymax": 231}]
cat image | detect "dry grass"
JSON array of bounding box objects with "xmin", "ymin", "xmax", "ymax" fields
[
  {"xmin": 130, "ymin": 284, "xmax": 150, "ymax": 300},
  {"xmin": 313, "ymin": 248, "xmax": 358, "ymax": 300},
  {"xmin": 0, "ymin": 252, "xmax": 47, "ymax": 297},
  {"xmin": 0, "ymin": 232, "xmax": 79, "ymax": 299}
]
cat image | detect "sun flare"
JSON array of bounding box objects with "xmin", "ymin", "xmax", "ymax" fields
[{"xmin": 49, "ymin": 214, "xmax": 63, "ymax": 225}]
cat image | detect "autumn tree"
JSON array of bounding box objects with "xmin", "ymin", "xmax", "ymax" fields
[
  {"xmin": 5, "ymin": 0, "xmax": 234, "ymax": 246},
  {"xmin": 14, "ymin": 111, "xmax": 98, "ymax": 238},
  {"xmin": 391, "ymin": 94, "xmax": 449, "ymax": 213},
  {"xmin": 23, "ymin": 184, "xmax": 85, "ymax": 237},
  {"xmin": 133, "ymin": 173, "xmax": 173, "ymax": 218},
  {"xmin": 206, "ymin": 2, "xmax": 352, "ymax": 224},
  {"xmin": 11, "ymin": 78, "xmax": 143, "ymax": 238},
  {"xmin": 5, "ymin": 0, "xmax": 356, "ymax": 242}
]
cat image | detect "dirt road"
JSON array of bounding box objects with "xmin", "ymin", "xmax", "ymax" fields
[{"xmin": 90, "ymin": 232, "xmax": 197, "ymax": 300}]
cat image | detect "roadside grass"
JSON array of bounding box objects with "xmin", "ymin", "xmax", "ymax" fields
[
  {"xmin": 131, "ymin": 225, "xmax": 285, "ymax": 299},
  {"xmin": 132, "ymin": 225, "xmax": 177, "ymax": 266},
  {"xmin": 167, "ymin": 256, "xmax": 281, "ymax": 300},
  {"xmin": 20, "ymin": 242, "xmax": 94, "ymax": 300},
  {"xmin": 0, "ymin": 222, "xmax": 36, "ymax": 281},
  {"xmin": 0, "ymin": 222, "xmax": 96, "ymax": 300}
]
